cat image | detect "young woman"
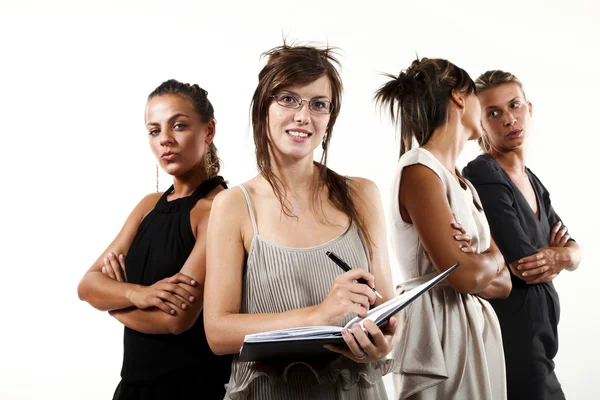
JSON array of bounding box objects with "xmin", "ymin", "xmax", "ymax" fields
[
  {"xmin": 203, "ymin": 44, "xmax": 397, "ymax": 399},
  {"xmin": 77, "ymin": 80, "xmax": 232, "ymax": 399},
  {"xmin": 463, "ymin": 70, "xmax": 582, "ymax": 400},
  {"xmin": 376, "ymin": 58, "xmax": 512, "ymax": 399}
]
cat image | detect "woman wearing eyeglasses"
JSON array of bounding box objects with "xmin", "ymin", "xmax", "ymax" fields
[{"xmin": 203, "ymin": 43, "xmax": 397, "ymax": 399}]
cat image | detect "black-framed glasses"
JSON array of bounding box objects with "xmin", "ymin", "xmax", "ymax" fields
[{"xmin": 270, "ymin": 93, "xmax": 334, "ymax": 115}]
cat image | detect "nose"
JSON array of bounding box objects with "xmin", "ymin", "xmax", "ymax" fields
[
  {"xmin": 294, "ymin": 101, "xmax": 311, "ymax": 124},
  {"xmin": 159, "ymin": 128, "xmax": 174, "ymax": 146},
  {"xmin": 503, "ymin": 111, "xmax": 517, "ymax": 127}
]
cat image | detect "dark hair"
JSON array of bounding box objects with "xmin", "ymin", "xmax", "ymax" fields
[
  {"xmin": 375, "ymin": 57, "xmax": 476, "ymax": 158},
  {"xmin": 148, "ymin": 79, "xmax": 221, "ymax": 177},
  {"xmin": 250, "ymin": 43, "xmax": 373, "ymax": 255},
  {"xmin": 474, "ymin": 70, "xmax": 526, "ymax": 153}
]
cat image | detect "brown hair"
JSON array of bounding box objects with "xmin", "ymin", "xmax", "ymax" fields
[
  {"xmin": 250, "ymin": 43, "xmax": 373, "ymax": 254},
  {"xmin": 148, "ymin": 79, "xmax": 221, "ymax": 177},
  {"xmin": 474, "ymin": 70, "xmax": 526, "ymax": 153},
  {"xmin": 375, "ymin": 57, "xmax": 476, "ymax": 158}
]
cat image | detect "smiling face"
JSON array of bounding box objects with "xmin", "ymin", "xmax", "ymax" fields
[
  {"xmin": 145, "ymin": 94, "xmax": 215, "ymax": 177},
  {"xmin": 478, "ymin": 82, "xmax": 532, "ymax": 151},
  {"xmin": 266, "ymin": 75, "xmax": 332, "ymax": 162}
]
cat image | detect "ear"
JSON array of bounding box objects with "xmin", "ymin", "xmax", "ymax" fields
[
  {"xmin": 450, "ymin": 89, "xmax": 466, "ymax": 109},
  {"xmin": 205, "ymin": 119, "xmax": 216, "ymax": 144},
  {"xmin": 527, "ymin": 100, "xmax": 533, "ymax": 117}
]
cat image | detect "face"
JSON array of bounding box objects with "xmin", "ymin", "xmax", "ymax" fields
[
  {"xmin": 463, "ymin": 92, "xmax": 483, "ymax": 140},
  {"xmin": 145, "ymin": 94, "xmax": 215, "ymax": 177},
  {"xmin": 266, "ymin": 75, "xmax": 332, "ymax": 161},
  {"xmin": 478, "ymin": 82, "xmax": 532, "ymax": 151}
]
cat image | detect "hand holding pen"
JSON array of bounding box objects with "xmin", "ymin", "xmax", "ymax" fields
[{"xmin": 326, "ymin": 251, "xmax": 383, "ymax": 299}]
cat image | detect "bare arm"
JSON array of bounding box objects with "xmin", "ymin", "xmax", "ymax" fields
[
  {"xmin": 350, "ymin": 177, "xmax": 395, "ymax": 305},
  {"xmin": 77, "ymin": 194, "xmax": 160, "ymax": 311},
  {"xmin": 475, "ymin": 239, "xmax": 512, "ymax": 299},
  {"xmin": 203, "ymin": 187, "xmax": 381, "ymax": 355},
  {"xmin": 400, "ymin": 165, "xmax": 498, "ymax": 293}
]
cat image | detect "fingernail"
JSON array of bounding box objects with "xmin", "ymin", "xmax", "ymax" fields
[
  {"xmin": 182, "ymin": 304, "xmax": 187, "ymax": 309},
  {"xmin": 461, "ymin": 247, "xmax": 467, "ymax": 252},
  {"xmin": 454, "ymin": 235, "xmax": 460, "ymax": 239},
  {"xmin": 103, "ymin": 257, "xmax": 108, "ymax": 263},
  {"xmin": 341, "ymin": 329, "xmax": 349, "ymax": 336},
  {"xmin": 189, "ymin": 296, "xmax": 195, "ymax": 302},
  {"xmin": 517, "ymin": 266, "xmax": 521, "ymax": 270},
  {"xmin": 108, "ymin": 252, "xmax": 113, "ymax": 257},
  {"xmin": 522, "ymin": 272, "xmax": 527, "ymax": 277},
  {"xmin": 170, "ymin": 310, "xmax": 175, "ymax": 314},
  {"xmin": 191, "ymin": 280, "xmax": 196, "ymax": 285}
]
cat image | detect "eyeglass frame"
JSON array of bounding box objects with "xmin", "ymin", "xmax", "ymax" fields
[{"xmin": 269, "ymin": 93, "xmax": 335, "ymax": 115}]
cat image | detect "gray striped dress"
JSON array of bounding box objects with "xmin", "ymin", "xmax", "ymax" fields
[{"xmin": 224, "ymin": 185, "xmax": 392, "ymax": 400}]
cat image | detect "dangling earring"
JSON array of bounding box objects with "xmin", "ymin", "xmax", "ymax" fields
[
  {"xmin": 155, "ymin": 164, "xmax": 159, "ymax": 192},
  {"xmin": 205, "ymin": 146, "xmax": 212, "ymax": 177},
  {"xmin": 322, "ymin": 130, "xmax": 328, "ymax": 150}
]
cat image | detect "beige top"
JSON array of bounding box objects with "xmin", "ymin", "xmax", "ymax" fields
[
  {"xmin": 224, "ymin": 184, "xmax": 392, "ymax": 400},
  {"xmin": 389, "ymin": 148, "xmax": 506, "ymax": 399}
]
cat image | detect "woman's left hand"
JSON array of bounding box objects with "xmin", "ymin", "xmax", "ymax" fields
[
  {"xmin": 102, "ymin": 252, "xmax": 127, "ymax": 282},
  {"xmin": 324, "ymin": 317, "xmax": 397, "ymax": 363},
  {"xmin": 516, "ymin": 248, "xmax": 568, "ymax": 284}
]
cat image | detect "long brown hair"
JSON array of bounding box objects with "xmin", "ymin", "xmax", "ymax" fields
[
  {"xmin": 375, "ymin": 57, "xmax": 476, "ymax": 158},
  {"xmin": 474, "ymin": 70, "xmax": 526, "ymax": 153},
  {"xmin": 250, "ymin": 43, "xmax": 373, "ymax": 254}
]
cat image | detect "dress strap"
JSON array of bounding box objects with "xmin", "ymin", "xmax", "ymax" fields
[
  {"xmin": 190, "ymin": 175, "xmax": 227, "ymax": 203},
  {"xmin": 238, "ymin": 184, "xmax": 258, "ymax": 235}
]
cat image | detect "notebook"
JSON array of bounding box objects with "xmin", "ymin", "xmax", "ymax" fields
[{"xmin": 238, "ymin": 261, "xmax": 460, "ymax": 362}]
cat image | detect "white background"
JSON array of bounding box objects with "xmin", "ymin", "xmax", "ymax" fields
[{"xmin": 1, "ymin": 0, "xmax": 598, "ymax": 399}]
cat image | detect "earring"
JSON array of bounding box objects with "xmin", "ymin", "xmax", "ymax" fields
[
  {"xmin": 155, "ymin": 164, "xmax": 159, "ymax": 192},
  {"xmin": 205, "ymin": 146, "xmax": 212, "ymax": 177},
  {"xmin": 322, "ymin": 131, "xmax": 328, "ymax": 150}
]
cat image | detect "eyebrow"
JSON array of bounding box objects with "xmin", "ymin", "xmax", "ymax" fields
[
  {"xmin": 279, "ymin": 90, "xmax": 330, "ymax": 100},
  {"xmin": 484, "ymin": 97, "xmax": 523, "ymax": 111},
  {"xmin": 146, "ymin": 113, "xmax": 191, "ymax": 126}
]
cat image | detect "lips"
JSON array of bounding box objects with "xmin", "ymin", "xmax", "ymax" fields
[
  {"xmin": 161, "ymin": 151, "xmax": 178, "ymax": 160},
  {"xmin": 286, "ymin": 129, "xmax": 312, "ymax": 142},
  {"xmin": 506, "ymin": 129, "xmax": 523, "ymax": 139}
]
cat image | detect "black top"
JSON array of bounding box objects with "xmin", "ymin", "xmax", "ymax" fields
[
  {"xmin": 121, "ymin": 176, "xmax": 231, "ymax": 387},
  {"xmin": 464, "ymin": 154, "xmax": 572, "ymax": 400}
]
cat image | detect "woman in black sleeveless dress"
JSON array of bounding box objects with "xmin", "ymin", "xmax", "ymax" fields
[
  {"xmin": 77, "ymin": 79, "xmax": 232, "ymax": 399},
  {"xmin": 463, "ymin": 70, "xmax": 582, "ymax": 400}
]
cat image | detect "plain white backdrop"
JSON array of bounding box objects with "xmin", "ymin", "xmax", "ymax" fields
[{"xmin": 1, "ymin": 0, "xmax": 598, "ymax": 399}]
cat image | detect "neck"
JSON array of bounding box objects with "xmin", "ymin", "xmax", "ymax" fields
[
  {"xmin": 421, "ymin": 117, "xmax": 468, "ymax": 176},
  {"xmin": 268, "ymin": 152, "xmax": 317, "ymax": 195},
  {"xmin": 490, "ymin": 146, "xmax": 527, "ymax": 175},
  {"xmin": 170, "ymin": 167, "xmax": 210, "ymax": 198}
]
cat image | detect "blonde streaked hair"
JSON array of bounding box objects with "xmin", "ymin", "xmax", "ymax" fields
[{"xmin": 475, "ymin": 70, "xmax": 526, "ymax": 153}]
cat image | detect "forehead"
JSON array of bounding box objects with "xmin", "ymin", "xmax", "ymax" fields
[
  {"xmin": 478, "ymin": 83, "xmax": 525, "ymax": 108},
  {"xmin": 145, "ymin": 94, "xmax": 196, "ymax": 121},
  {"xmin": 282, "ymin": 75, "xmax": 332, "ymax": 98}
]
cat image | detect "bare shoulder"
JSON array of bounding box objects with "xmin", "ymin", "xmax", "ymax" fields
[
  {"xmin": 402, "ymin": 163, "xmax": 443, "ymax": 191},
  {"xmin": 347, "ymin": 176, "xmax": 382, "ymax": 204},
  {"xmin": 211, "ymin": 185, "xmax": 251, "ymax": 220},
  {"xmin": 134, "ymin": 192, "xmax": 163, "ymax": 217}
]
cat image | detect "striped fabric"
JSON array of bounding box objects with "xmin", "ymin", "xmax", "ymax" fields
[{"xmin": 224, "ymin": 185, "xmax": 391, "ymax": 400}]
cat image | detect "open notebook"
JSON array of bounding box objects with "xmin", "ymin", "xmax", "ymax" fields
[{"xmin": 238, "ymin": 261, "xmax": 460, "ymax": 362}]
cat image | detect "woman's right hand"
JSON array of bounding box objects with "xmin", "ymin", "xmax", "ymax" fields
[
  {"xmin": 129, "ymin": 273, "xmax": 198, "ymax": 315},
  {"xmin": 549, "ymin": 221, "xmax": 570, "ymax": 247},
  {"xmin": 315, "ymin": 269, "xmax": 377, "ymax": 326}
]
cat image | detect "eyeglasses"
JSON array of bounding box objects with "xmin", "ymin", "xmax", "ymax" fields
[{"xmin": 270, "ymin": 93, "xmax": 334, "ymax": 115}]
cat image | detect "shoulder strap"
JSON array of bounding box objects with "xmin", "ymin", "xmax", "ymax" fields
[
  {"xmin": 238, "ymin": 184, "xmax": 258, "ymax": 235},
  {"xmin": 190, "ymin": 175, "xmax": 226, "ymax": 203}
]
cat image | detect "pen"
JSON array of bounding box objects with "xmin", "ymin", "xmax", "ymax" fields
[{"xmin": 325, "ymin": 251, "xmax": 383, "ymax": 299}]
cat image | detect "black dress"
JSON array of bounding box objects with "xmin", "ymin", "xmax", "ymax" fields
[
  {"xmin": 113, "ymin": 176, "xmax": 232, "ymax": 400},
  {"xmin": 464, "ymin": 154, "xmax": 572, "ymax": 400}
]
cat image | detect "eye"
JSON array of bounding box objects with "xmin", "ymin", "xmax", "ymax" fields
[
  {"xmin": 311, "ymin": 100, "xmax": 327, "ymax": 110},
  {"xmin": 488, "ymin": 110, "xmax": 500, "ymax": 118},
  {"xmin": 149, "ymin": 129, "xmax": 159, "ymax": 136},
  {"xmin": 173, "ymin": 123, "xmax": 187, "ymax": 130},
  {"xmin": 279, "ymin": 94, "xmax": 298, "ymax": 104},
  {"xmin": 510, "ymin": 102, "xmax": 521, "ymax": 109}
]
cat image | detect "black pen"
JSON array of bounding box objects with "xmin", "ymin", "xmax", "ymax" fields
[{"xmin": 326, "ymin": 251, "xmax": 383, "ymax": 299}]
